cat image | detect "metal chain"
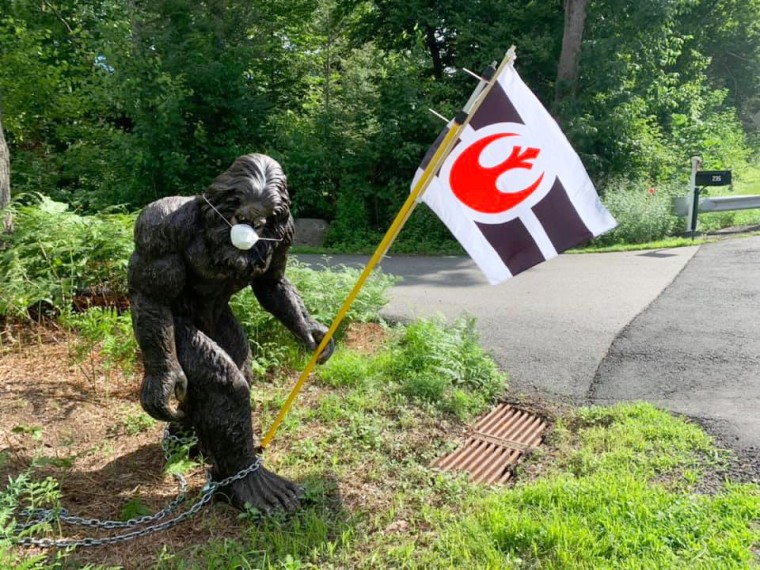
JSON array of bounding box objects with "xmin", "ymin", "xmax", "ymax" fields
[
  {"xmin": 4, "ymin": 429, "xmax": 263, "ymax": 548},
  {"xmin": 14, "ymin": 428, "xmax": 193, "ymax": 532}
]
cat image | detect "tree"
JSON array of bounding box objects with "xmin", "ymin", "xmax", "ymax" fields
[
  {"xmin": 0, "ymin": 101, "xmax": 10, "ymax": 233},
  {"xmin": 555, "ymin": 0, "xmax": 588, "ymax": 102}
]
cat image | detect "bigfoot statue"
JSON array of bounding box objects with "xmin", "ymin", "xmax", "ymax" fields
[{"xmin": 127, "ymin": 154, "xmax": 334, "ymax": 512}]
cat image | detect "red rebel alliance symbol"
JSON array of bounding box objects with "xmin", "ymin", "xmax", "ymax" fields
[{"xmin": 449, "ymin": 133, "xmax": 545, "ymax": 214}]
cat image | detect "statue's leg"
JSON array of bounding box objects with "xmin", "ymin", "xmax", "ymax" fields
[
  {"xmin": 167, "ymin": 307, "xmax": 249, "ymax": 453},
  {"xmin": 210, "ymin": 305, "xmax": 255, "ymax": 387},
  {"xmin": 175, "ymin": 318, "xmax": 302, "ymax": 513}
]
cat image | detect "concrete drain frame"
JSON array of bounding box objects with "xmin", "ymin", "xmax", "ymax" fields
[{"xmin": 433, "ymin": 403, "xmax": 547, "ymax": 484}]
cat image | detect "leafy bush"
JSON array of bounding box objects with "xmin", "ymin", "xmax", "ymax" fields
[
  {"xmin": 388, "ymin": 316, "xmax": 505, "ymax": 418},
  {"xmin": 0, "ymin": 196, "xmax": 135, "ymax": 318},
  {"xmin": 315, "ymin": 316, "xmax": 506, "ymax": 420},
  {"xmin": 231, "ymin": 260, "xmax": 396, "ymax": 375},
  {"xmin": 387, "ymin": 316, "xmax": 505, "ymax": 394},
  {"xmin": 593, "ymin": 181, "xmax": 680, "ymax": 246}
]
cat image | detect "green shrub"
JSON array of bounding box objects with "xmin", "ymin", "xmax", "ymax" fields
[
  {"xmin": 389, "ymin": 316, "xmax": 504, "ymax": 391},
  {"xmin": 312, "ymin": 315, "xmax": 506, "ymax": 420},
  {"xmin": 0, "ymin": 196, "xmax": 135, "ymax": 318},
  {"xmin": 594, "ymin": 181, "xmax": 680, "ymax": 245}
]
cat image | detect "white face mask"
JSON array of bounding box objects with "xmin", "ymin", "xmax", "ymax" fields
[
  {"xmin": 202, "ymin": 194, "xmax": 281, "ymax": 251},
  {"xmin": 230, "ymin": 224, "xmax": 260, "ymax": 250}
]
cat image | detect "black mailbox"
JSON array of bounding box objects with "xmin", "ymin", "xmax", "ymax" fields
[{"xmin": 695, "ymin": 170, "xmax": 732, "ymax": 186}]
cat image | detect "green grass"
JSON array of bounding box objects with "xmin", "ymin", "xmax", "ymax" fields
[
  {"xmin": 572, "ymin": 236, "xmax": 705, "ymax": 253},
  {"xmin": 3, "ymin": 335, "xmax": 759, "ymax": 569},
  {"xmin": 141, "ymin": 401, "xmax": 757, "ymax": 569},
  {"xmin": 424, "ymin": 404, "xmax": 758, "ymax": 569}
]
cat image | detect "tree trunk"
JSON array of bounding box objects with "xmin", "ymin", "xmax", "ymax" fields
[
  {"xmin": 0, "ymin": 104, "xmax": 11, "ymax": 234},
  {"xmin": 555, "ymin": 0, "xmax": 589, "ymax": 102},
  {"xmin": 425, "ymin": 25, "xmax": 444, "ymax": 80}
]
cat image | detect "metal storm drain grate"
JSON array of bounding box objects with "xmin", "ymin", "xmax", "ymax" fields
[{"xmin": 432, "ymin": 403, "xmax": 547, "ymax": 484}]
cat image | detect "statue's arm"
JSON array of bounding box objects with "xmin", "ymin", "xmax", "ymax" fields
[
  {"xmin": 251, "ymin": 245, "xmax": 335, "ymax": 363},
  {"xmin": 128, "ymin": 250, "xmax": 188, "ymax": 422}
]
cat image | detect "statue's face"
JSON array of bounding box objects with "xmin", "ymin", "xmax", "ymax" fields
[
  {"xmin": 201, "ymin": 154, "xmax": 289, "ymax": 262},
  {"xmin": 230, "ymin": 200, "xmax": 270, "ymax": 234}
]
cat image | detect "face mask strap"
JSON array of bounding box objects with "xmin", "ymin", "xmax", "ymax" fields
[{"xmin": 201, "ymin": 194, "xmax": 233, "ymax": 228}]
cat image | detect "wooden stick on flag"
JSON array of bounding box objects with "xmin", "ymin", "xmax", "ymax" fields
[{"xmin": 260, "ymin": 48, "xmax": 519, "ymax": 450}]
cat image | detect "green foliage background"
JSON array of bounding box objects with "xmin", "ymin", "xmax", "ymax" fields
[{"xmin": 0, "ymin": 0, "xmax": 758, "ymax": 247}]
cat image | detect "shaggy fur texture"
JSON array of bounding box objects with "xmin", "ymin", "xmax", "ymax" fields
[{"xmin": 127, "ymin": 154, "xmax": 334, "ymax": 512}]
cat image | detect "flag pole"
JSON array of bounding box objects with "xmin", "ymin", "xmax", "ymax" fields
[{"xmin": 260, "ymin": 47, "xmax": 517, "ymax": 450}]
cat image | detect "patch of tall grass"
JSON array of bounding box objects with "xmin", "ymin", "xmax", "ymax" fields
[
  {"xmin": 317, "ymin": 315, "xmax": 506, "ymax": 420},
  {"xmin": 594, "ymin": 181, "xmax": 681, "ymax": 246}
]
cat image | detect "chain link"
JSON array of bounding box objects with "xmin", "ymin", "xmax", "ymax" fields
[{"xmin": 4, "ymin": 428, "xmax": 263, "ymax": 549}]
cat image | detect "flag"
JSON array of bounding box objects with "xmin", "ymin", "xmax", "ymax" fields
[{"xmin": 413, "ymin": 60, "xmax": 616, "ymax": 285}]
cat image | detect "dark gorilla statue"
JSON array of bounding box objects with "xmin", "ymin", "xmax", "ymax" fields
[{"xmin": 127, "ymin": 154, "xmax": 334, "ymax": 512}]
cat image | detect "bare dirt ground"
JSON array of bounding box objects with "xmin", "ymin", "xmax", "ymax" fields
[{"xmin": 0, "ymin": 323, "xmax": 234, "ymax": 567}]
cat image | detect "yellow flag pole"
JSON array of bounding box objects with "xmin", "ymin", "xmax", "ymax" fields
[{"xmin": 260, "ymin": 47, "xmax": 517, "ymax": 450}]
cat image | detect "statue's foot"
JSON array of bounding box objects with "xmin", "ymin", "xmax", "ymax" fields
[{"xmin": 215, "ymin": 465, "xmax": 303, "ymax": 514}]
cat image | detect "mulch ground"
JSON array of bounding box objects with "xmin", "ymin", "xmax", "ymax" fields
[{"xmin": 0, "ymin": 321, "xmax": 391, "ymax": 569}]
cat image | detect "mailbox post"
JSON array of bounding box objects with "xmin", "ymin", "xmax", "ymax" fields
[
  {"xmin": 687, "ymin": 157, "xmax": 701, "ymax": 237},
  {"xmin": 686, "ymin": 156, "xmax": 732, "ymax": 237}
]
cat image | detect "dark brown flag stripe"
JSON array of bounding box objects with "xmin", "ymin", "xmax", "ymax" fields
[
  {"xmin": 420, "ymin": 80, "xmax": 524, "ymax": 171},
  {"xmin": 475, "ymin": 217, "xmax": 544, "ymax": 276},
  {"xmin": 475, "ymin": 178, "xmax": 594, "ymax": 277},
  {"xmin": 469, "ymin": 80, "xmax": 524, "ymax": 129},
  {"xmin": 532, "ymin": 178, "xmax": 593, "ymax": 252}
]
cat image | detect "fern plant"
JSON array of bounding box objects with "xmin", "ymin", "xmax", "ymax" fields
[
  {"xmin": 386, "ymin": 316, "xmax": 506, "ymax": 418},
  {"xmin": 60, "ymin": 307, "xmax": 138, "ymax": 385},
  {"xmin": 0, "ymin": 196, "xmax": 135, "ymax": 318}
]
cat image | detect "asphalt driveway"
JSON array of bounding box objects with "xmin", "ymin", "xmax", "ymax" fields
[{"xmin": 591, "ymin": 237, "xmax": 760, "ymax": 453}]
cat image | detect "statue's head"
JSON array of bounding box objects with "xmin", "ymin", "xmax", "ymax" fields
[{"xmin": 201, "ymin": 154, "xmax": 292, "ymax": 269}]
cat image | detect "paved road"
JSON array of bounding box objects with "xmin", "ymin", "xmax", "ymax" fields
[
  {"xmin": 591, "ymin": 237, "xmax": 760, "ymax": 453},
  {"xmin": 298, "ymin": 237, "xmax": 760, "ymax": 452}
]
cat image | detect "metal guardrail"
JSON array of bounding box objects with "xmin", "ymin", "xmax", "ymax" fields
[{"xmin": 673, "ymin": 194, "xmax": 760, "ymax": 217}]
